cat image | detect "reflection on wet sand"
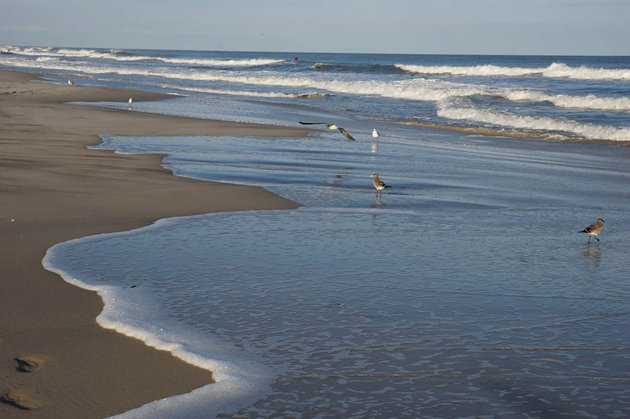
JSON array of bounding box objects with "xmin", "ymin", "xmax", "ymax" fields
[{"xmin": 583, "ymin": 243, "xmax": 602, "ymax": 268}]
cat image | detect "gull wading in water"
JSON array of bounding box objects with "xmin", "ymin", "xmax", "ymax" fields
[
  {"xmin": 372, "ymin": 173, "xmax": 391, "ymax": 197},
  {"xmin": 372, "ymin": 129, "xmax": 380, "ymax": 141},
  {"xmin": 580, "ymin": 217, "xmax": 605, "ymax": 242},
  {"xmin": 128, "ymin": 97, "xmax": 133, "ymax": 110},
  {"xmin": 67, "ymin": 80, "xmax": 75, "ymax": 86},
  {"xmin": 299, "ymin": 121, "xmax": 355, "ymax": 141}
]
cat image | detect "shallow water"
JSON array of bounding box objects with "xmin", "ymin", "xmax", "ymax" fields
[{"xmin": 45, "ymin": 131, "xmax": 630, "ymax": 418}]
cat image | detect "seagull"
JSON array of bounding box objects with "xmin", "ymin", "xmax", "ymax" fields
[
  {"xmin": 372, "ymin": 129, "xmax": 380, "ymax": 141},
  {"xmin": 299, "ymin": 121, "xmax": 355, "ymax": 141},
  {"xmin": 372, "ymin": 173, "xmax": 391, "ymax": 197},
  {"xmin": 579, "ymin": 217, "xmax": 605, "ymax": 242},
  {"xmin": 128, "ymin": 97, "xmax": 133, "ymax": 110},
  {"xmin": 67, "ymin": 80, "xmax": 75, "ymax": 86}
]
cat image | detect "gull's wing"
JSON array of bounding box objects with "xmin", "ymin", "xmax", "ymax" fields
[
  {"xmin": 581, "ymin": 222, "xmax": 600, "ymax": 233},
  {"xmin": 337, "ymin": 127, "xmax": 355, "ymax": 141}
]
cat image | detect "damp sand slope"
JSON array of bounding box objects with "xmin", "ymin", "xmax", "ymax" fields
[{"xmin": 0, "ymin": 69, "xmax": 308, "ymax": 418}]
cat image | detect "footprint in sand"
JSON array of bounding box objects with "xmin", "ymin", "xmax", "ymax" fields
[
  {"xmin": 0, "ymin": 388, "xmax": 39, "ymax": 410},
  {"xmin": 14, "ymin": 356, "xmax": 45, "ymax": 373}
]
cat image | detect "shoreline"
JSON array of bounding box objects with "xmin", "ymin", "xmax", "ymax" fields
[{"xmin": 0, "ymin": 69, "xmax": 310, "ymax": 418}]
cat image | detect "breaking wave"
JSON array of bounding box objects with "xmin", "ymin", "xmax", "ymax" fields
[
  {"xmin": 397, "ymin": 62, "xmax": 630, "ymax": 81},
  {"xmin": 4, "ymin": 56, "xmax": 630, "ymax": 113},
  {"xmin": 437, "ymin": 100, "xmax": 630, "ymax": 142},
  {"xmin": 7, "ymin": 46, "xmax": 286, "ymax": 67},
  {"xmin": 3, "ymin": 56, "xmax": 630, "ymax": 113},
  {"xmin": 500, "ymin": 90, "xmax": 630, "ymax": 112}
]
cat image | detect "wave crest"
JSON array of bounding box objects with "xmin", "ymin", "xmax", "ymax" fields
[
  {"xmin": 396, "ymin": 62, "xmax": 630, "ymax": 81},
  {"xmin": 437, "ymin": 100, "xmax": 630, "ymax": 142}
]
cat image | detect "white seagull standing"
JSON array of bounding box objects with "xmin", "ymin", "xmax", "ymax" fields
[
  {"xmin": 67, "ymin": 80, "xmax": 75, "ymax": 86},
  {"xmin": 128, "ymin": 97, "xmax": 133, "ymax": 110},
  {"xmin": 299, "ymin": 121, "xmax": 355, "ymax": 141},
  {"xmin": 372, "ymin": 129, "xmax": 380, "ymax": 141}
]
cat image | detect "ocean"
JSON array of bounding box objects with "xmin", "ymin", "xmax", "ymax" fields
[
  {"xmin": 2, "ymin": 46, "xmax": 630, "ymax": 142},
  {"xmin": 4, "ymin": 46, "xmax": 630, "ymax": 418}
]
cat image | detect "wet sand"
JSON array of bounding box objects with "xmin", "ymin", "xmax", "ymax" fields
[{"xmin": 0, "ymin": 70, "xmax": 309, "ymax": 418}]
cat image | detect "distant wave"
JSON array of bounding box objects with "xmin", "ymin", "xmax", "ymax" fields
[
  {"xmin": 8, "ymin": 46, "xmax": 286, "ymax": 67},
  {"xmin": 500, "ymin": 90, "xmax": 630, "ymax": 112},
  {"xmin": 397, "ymin": 62, "xmax": 630, "ymax": 81},
  {"xmin": 35, "ymin": 56, "xmax": 58, "ymax": 62},
  {"xmin": 437, "ymin": 100, "xmax": 630, "ymax": 142},
  {"xmin": 3, "ymin": 56, "xmax": 630, "ymax": 113},
  {"xmin": 312, "ymin": 62, "xmax": 405, "ymax": 74},
  {"xmin": 160, "ymin": 84, "xmax": 333, "ymax": 99}
]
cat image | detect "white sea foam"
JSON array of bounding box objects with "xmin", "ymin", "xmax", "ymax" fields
[
  {"xmin": 35, "ymin": 56, "xmax": 58, "ymax": 62},
  {"xmin": 42, "ymin": 218, "xmax": 276, "ymax": 419},
  {"xmin": 3, "ymin": 55, "xmax": 629, "ymax": 113},
  {"xmin": 10, "ymin": 46, "xmax": 286, "ymax": 67},
  {"xmin": 437, "ymin": 100, "xmax": 630, "ymax": 141},
  {"xmin": 159, "ymin": 84, "xmax": 332, "ymax": 99},
  {"xmin": 397, "ymin": 62, "xmax": 630, "ymax": 81},
  {"xmin": 500, "ymin": 90, "xmax": 630, "ymax": 112}
]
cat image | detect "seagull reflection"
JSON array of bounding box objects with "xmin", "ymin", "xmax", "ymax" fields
[
  {"xmin": 371, "ymin": 199, "xmax": 384, "ymax": 209},
  {"xmin": 582, "ymin": 243, "xmax": 602, "ymax": 268},
  {"xmin": 371, "ymin": 142, "xmax": 378, "ymax": 153}
]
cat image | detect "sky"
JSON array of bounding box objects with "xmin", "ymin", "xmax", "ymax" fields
[{"xmin": 1, "ymin": 0, "xmax": 629, "ymax": 55}]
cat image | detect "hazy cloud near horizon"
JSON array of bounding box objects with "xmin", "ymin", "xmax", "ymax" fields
[{"xmin": 1, "ymin": 0, "xmax": 629, "ymax": 55}]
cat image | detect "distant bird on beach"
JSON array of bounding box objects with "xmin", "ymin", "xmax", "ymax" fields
[
  {"xmin": 372, "ymin": 129, "xmax": 380, "ymax": 141},
  {"xmin": 299, "ymin": 121, "xmax": 355, "ymax": 141},
  {"xmin": 67, "ymin": 80, "xmax": 75, "ymax": 86},
  {"xmin": 579, "ymin": 217, "xmax": 605, "ymax": 242},
  {"xmin": 372, "ymin": 173, "xmax": 391, "ymax": 197},
  {"xmin": 128, "ymin": 97, "xmax": 133, "ymax": 110}
]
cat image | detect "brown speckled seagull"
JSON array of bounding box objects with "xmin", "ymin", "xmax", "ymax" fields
[
  {"xmin": 580, "ymin": 217, "xmax": 605, "ymax": 242},
  {"xmin": 372, "ymin": 173, "xmax": 391, "ymax": 197}
]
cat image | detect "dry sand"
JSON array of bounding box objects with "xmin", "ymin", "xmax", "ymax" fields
[{"xmin": 0, "ymin": 70, "xmax": 310, "ymax": 418}]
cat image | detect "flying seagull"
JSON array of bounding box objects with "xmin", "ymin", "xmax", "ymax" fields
[
  {"xmin": 372, "ymin": 173, "xmax": 391, "ymax": 197},
  {"xmin": 579, "ymin": 217, "xmax": 605, "ymax": 242},
  {"xmin": 372, "ymin": 129, "xmax": 380, "ymax": 141},
  {"xmin": 299, "ymin": 121, "xmax": 355, "ymax": 141}
]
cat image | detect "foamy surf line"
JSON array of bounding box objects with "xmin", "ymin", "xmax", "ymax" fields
[
  {"xmin": 3, "ymin": 56, "xmax": 630, "ymax": 112},
  {"xmin": 437, "ymin": 101, "xmax": 630, "ymax": 142},
  {"xmin": 396, "ymin": 62, "xmax": 630, "ymax": 81},
  {"xmin": 42, "ymin": 217, "xmax": 276, "ymax": 419},
  {"xmin": 4, "ymin": 46, "xmax": 286, "ymax": 67}
]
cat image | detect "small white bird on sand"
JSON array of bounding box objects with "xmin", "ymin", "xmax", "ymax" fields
[
  {"xmin": 372, "ymin": 173, "xmax": 391, "ymax": 197},
  {"xmin": 372, "ymin": 129, "xmax": 380, "ymax": 141},
  {"xmin": 299, "ymin": 121, "xmax": 355, "ymax": 141},
  {"xmin": 67, "ymin": 80, "xmax": 75, "ymax": 86},
  {"xmin": 579, "ymin": 217, "xmax": 605, "ymax": 242}
]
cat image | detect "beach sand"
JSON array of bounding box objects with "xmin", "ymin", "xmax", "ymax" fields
[{"xmin": 0, "ymin": 70, "xmax": 309, "ymax": 418}]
